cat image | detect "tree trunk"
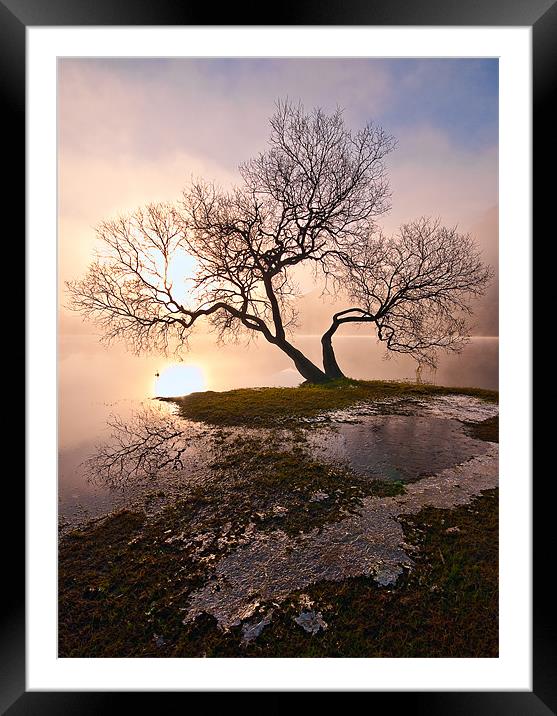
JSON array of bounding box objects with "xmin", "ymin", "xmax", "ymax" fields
[
  {"xmin": 321, "ymin": 326, "xmax": 345, "ymax": 379},
  {"xmin": 274, "ymin": 338, "xmax": 329, "ymax": 383},
  {"xmin": 321, "ymin": 310, "xmax": 377, "ymax": 379}
]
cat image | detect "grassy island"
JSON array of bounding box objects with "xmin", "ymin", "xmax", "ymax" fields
[{"xmin": 163, "ymin": 379, "xmax": 498, "ymax": 427}]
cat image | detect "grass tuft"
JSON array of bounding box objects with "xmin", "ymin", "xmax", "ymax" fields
[{"xmin": 162, "ymin": 379, "xmax": 498, "ymax": 427}]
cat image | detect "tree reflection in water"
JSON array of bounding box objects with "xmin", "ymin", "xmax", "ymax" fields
[{"xmin": 84, "ymin": 404, "xmax": 193, "ymax": 489}]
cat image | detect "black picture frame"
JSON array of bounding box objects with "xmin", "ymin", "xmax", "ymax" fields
[{"xmin": 8, "ymin": 0, "xmax": 550, "ymax": 712}]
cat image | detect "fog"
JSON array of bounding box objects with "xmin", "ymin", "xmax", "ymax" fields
[{"xmin": 59, "ymin": 328, "xmax": 497, "ymax": 451}]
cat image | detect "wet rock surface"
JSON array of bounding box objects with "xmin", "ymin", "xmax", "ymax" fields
[
  {"xmin": 61, "ymin": 393, "xmax": 498, "ymax": 643},
  {"xmin": 294, "ymin": 610, "xmax": 328, "ymax": 634},
  {"xmin": 324, "ymin": 394, "xmax": 499, "ymax": 424},
  {"xmin": 183, "ymin": 444, "xmax": 498, "ymax": 630},
  {"xmin": 241, "ymin": 611, "xmax": 275, "ymax": 643}
]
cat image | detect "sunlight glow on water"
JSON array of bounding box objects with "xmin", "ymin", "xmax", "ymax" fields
[{"xmin": 154, "ymin": 364, "xmax": 206, "ymax": 397}]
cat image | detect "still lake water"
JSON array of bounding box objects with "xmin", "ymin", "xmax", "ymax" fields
[{"xmin": 58, "ymin": 333, "xmax": 498, "ymax": 527}]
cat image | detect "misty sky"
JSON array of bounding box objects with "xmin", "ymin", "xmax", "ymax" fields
[
  {"xmin": 59, "ymin": 57, "xmax": 498, "ymax": 304},
  {"xmin": 58, "ymin": 58, "xmax": 499, "ymax": 416}
]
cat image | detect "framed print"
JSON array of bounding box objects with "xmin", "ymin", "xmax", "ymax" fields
[{"xmin": 7, "ymin": 0, "xmax": 551, "ymax": 711}]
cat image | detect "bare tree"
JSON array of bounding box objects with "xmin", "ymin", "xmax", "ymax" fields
[
  {"xmin": 67, "ymin": 100, "xmax": 491, "ymax": 384},
  {"xmin": 67, "ymin": 100, "xmax": 395, "ymax": 383},
  {"xmin": 321, "ymin": 218, "xmax": 493, "ymax": 378}
]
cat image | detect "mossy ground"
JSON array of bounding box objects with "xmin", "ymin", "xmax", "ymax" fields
[
  {"xmin": 59, "ymin": 489, "xmax": 498, "ymax": 658},
  {"xmin": 59, "ymin": 383, "xmax": 498, "ymax": 658},
  {"xmin": 203, "ymin": 430, "xmax": 405, "ymax": 536},
  {"xmin": 163, "ymin": 378, "xmax": 498, "ymax": 427}
]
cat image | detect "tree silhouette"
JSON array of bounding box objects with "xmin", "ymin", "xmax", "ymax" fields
[
  {"xmin": 322, "ymin": 218, "xmax": 493, "ymax": 378},
  {"xmin": 67, "ymin": 100, "xmax": 491, "ymax": 383}
]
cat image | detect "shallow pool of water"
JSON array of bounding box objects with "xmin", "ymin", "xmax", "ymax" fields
[{"xmin": 309, "ymin": 415, "xmax": 489, "ymax": 482}]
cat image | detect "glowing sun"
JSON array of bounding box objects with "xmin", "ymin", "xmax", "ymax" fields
[{"xmin": 154, "ymin": 364, "xmax": 207, "ymax": 397}]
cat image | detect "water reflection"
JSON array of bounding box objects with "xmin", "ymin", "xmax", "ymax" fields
[
  {"xmin": 57, "ymin": 333, "xmax": 498, "ymax": 527},
  {"xmin": 84, "ymin": 404, "xmax": 194, "ymax": 488},
  {"xmin": 154, "ymin": 364, "xmax": 207, "ymax": 398},
  {"xmin": 61, "ymin": 393, "xmax": 497, "ymax": 534},
  {"xmin": 309, "ymin": 415, "xmax": 489, "ymax": 482},
  {"xmin": 59, "ymin": 401, "xmax": 211, "ymax": 531},
  {"xmin": 58, "ymin": 333, "xmax": 498, "ymax": 451}
]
